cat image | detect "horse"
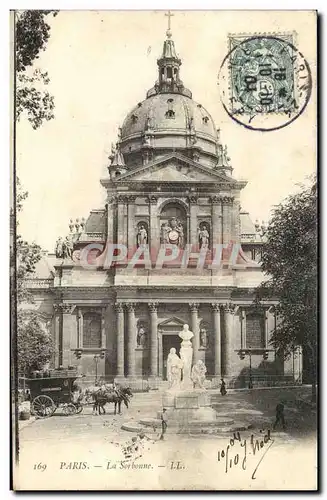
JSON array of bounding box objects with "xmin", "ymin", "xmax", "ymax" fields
[{"xmin": 92, "ymin": 386, "xmax": 133, "ymax": 415}]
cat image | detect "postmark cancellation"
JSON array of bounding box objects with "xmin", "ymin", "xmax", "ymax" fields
[{"xmin": 219, "ymin": 32, "xmax": 312, "ymax": 131}]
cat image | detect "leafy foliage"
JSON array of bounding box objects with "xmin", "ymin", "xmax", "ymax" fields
[
  {"xmin": 15, "ymin": 178, "xmax": 42, "ymax": 303},
  {"xmin": 17, "ymin": 310, "xmax": 54, "ymax": 375},
  {"xmin": 256, "ymin": 178, "xmax": 317, "ymax": 388},
  {"xmin": 15, "ymin": 10, "xmax": 58, "ymax": 129},
  {"xmin": 15, "ymin": 179, "xmax": 54, "ymax": 374}
]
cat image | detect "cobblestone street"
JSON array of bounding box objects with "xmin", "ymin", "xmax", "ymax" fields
[{"xmin": 15, "ymin": 387, "xmax": 317, "ymax": 490}]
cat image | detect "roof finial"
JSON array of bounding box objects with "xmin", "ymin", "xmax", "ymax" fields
[{"xmin": 165, "ymin": 10, "xmax": 174, "ymax": 38}]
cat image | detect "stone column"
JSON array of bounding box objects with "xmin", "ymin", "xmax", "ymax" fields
[
  {"xmin": 127, "ymin": 196, "xmax": 136, "ymax": 256},
  {"xmin": 149, "ymin": 302, "xmax": 159, "ymax": 377},
  {"xmin": 107, "ymin": 195, "xmax": 116, "ymax": 245},
  {"xmin": 115, "ymin": 303, "xmax": 125, "ymax": 378},
  {"xmin": 126, "ymin": 303, "xmax": 136, "ymax": 377},
  {"xmin": 147, "ymin": 196, "xmax": 159, "ymax": 256},
  {"xmin": 77, "ymin": 307, "xmax": 83, "ymax": 348},
  {"xmin": 241, "ymin": 308, "xmax": 246, "ymax": 349},
  {"xmin": 117, "ymin": 195, "xmax": 127, "ymax": 247},
  {"xmin": 231, "ymin": 196, "xmax": 241, "ymax": 242},
  {"xmin": 211, "ymin": 303, "xmax": 221, "ymax": 378},
  {"xmin": 53, "ymin": 304, "xmax": 62, "ymax": 367},
  {"xmin": 210, "ymin": 196, "xmax": 222, "ymax": 245},
  {"xmin": 101, "ymin": 307, "xmax": 106, "ymax": 348},
  {"xmin": 222, "ymin": 303, "xmax": 235, "ymax": 378},
  {"xmin": 222, "ymin": 196, "xmax": 234, "ymax": 244},
  {"xmin": 61, "ymin": 304, "xmax": 74, "ymax": 367},
  {"xmin": 188, "ymin": 196, "xmax": 198, "ymax": 249},
  {"xmin": 189, "ymin": 302, "xmax": 200, "ymax": 363}
]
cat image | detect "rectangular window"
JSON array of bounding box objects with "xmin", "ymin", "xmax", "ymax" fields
[
  {"xmin": 246, "ymin": 313, "xmax": 265, "ymax": 349},
  {"xmin": 83, "ymin": 312, "xmax": 102, "ymax": 348}
]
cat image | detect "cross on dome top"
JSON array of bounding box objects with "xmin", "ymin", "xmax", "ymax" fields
[{"xmin": 165, "ymin": 10, "xmax": 174, "ymax": 38}]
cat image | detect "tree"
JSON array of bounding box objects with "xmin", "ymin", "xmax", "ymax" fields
[
  {"xmin": 256, "ymin": 178, "xmax": 317, "ymax": 401},
  {"xmin": 15, "ymin": 10, "xmax": 58, "ymax": 129},
  {"xmin": 17, "ymin": 311, "xmax": 54, "ymax": 376}
]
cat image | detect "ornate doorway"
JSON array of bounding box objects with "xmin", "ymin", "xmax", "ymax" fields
[{"xmin": 158, "ymin": 316, "xmax": 185, "ymax": 379}]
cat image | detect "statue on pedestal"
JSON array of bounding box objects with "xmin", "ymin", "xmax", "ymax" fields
[
  {"xmin": 179, "ymin": 324, "xmax": 194, "ymax": 390},
  {"xmin": 167, "ymin": 348, "xmax": 183, "ymax": 390},
  {"xmin": 191, "ymin": 360, "xmax": 207, "ymax": 389},
  {"xmin": 137, "ymin": 224, "xmax": 148, "ymax": 247}
]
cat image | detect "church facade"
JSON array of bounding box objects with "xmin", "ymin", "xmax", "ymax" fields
[{"xmin": 26, "ymin": 28, "xmax": 302, "ymax": 389}]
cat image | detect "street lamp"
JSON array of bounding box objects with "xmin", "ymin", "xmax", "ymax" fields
[{"xmin": 94, "ymin": 351, "xmax": 106, "ymax": 384}]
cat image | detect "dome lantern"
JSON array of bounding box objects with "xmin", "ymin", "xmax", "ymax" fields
[{"xmin": 146, "ymin": 12, "xmax": 192, "ymax": 99}]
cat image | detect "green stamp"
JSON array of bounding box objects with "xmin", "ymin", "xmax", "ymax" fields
[{"xmin": 219, "ymin": 34, "xmax": 312, "ymax": 131}]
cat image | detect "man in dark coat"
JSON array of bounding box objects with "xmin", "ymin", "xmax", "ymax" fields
[
  {"xmin": 159, "ymin": 408, "xmax": 168, "ymax": 440},
  {"xmin": 273, "ymin": 402, "xmax": 286, "ymax": 430},
  {"xmin": 220, "ymin": 379, "xmax": 227, "ymax": 396}
]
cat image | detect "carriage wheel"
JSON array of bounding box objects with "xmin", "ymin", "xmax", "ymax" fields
[
  {"xmin": 63, "ymin": 403, "xmax": 77, "ymax": 416},
  {"xmin": 32, "ymin": 395, "xmax": 56, "ymax": 418},
  {"xmin": 75, "ymin": 404, "xmax": 83, "ymax": 415}
]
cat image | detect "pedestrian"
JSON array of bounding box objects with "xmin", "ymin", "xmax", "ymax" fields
[
  {"xmin": 159, "ymin": 408, "xmax": 168, "ymax": 440},
  {"xmin": 273, "ymin": 402, "xmax": 286, "ymax": 430},
  {"xmin": 220, "ymin": 378, "xmax": 227, "ymax": 396}
]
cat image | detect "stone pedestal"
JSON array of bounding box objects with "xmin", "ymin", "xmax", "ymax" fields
[
  {"xmin": 126, "ymin": 387, "xmax": 243, "ymax": 434},
  {"xmin": 161, "ymin": 389, "xmax": 218, "ymax": 423}
]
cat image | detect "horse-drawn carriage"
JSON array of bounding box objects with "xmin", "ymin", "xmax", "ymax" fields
[
  {"xmin": 25, "ymin": 370, "xmax": 84, "ymax": 418},
  {"xmin": 22, "ymin": 369, "xmax": 133, "ymax": 418}
]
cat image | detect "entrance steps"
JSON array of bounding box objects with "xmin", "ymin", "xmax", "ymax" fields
[{"xmin": 153, "ymin": 380, "xmax": 169, "ymax": 391}]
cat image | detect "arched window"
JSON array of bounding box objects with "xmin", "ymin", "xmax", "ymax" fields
[
  {"xmin": 246, "ymin": 313, "xmax": 265, "ymax": 349},
  {"xmin": 83, "ymin": 312, "xmax": 102, "ymax": 348}
]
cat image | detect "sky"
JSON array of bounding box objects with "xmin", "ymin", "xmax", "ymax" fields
[{"xmin": 16, "ymin": 10, "xmax": 317, "ymax": 252}]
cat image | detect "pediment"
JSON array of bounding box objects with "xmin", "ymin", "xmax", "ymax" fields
[
  {"xmin": 117, "ymin": 153, "xmax": 233, "ymax": 184},
  {"xmin": 158, "ymin": 316, "xmax": 185, "ymax": 328}
]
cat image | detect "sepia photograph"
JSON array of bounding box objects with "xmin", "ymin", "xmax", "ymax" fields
[{"xmin": 11, "ymin": 9, "xmax": 317, "ymax": 491}]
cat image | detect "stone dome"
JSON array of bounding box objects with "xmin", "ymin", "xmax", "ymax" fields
[
  {"xmin": 109, "ymin": 32, "xmax": 227, "ymax": 172},
  {"xmin": 122, "ymin": 94, "xmax": 217, "ymax": 141},
  {"xmin": 120, "ymin": 93, "xmax": 218, "ymax": 167}
]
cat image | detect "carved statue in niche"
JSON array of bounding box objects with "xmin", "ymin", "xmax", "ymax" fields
[
  {"xmin": 198, "ymin": 222, "xmax": 210, "ymax": 249},
  {"xmin": 164, "ymin": 217, "xmax": 184, "ymax": 248},
  {"xmin": 200, "ymin": 326, "xmax": 209, "ymax": 349},
  {"xmin": 136, "ymin": 223, "xmax": 148, "ymax": 247},
  {"xmin": 160, "ymin": 222, "xmax": 171, "ymax": 244},
  {"xmin": 136, "ymin": 322, "xmax": 148, "ymax": 348}
]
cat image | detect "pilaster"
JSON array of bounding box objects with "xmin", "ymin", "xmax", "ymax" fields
[
  {"xmin": 189, "ymin": 302, "xmax": 200, "ymax": 363},
  {"xmin": 211, "ymin": 303, "xmax": 221, "ymax": 378}
]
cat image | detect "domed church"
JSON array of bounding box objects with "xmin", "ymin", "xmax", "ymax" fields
[{"xmin": 28, "ymin": 22, "xmax": 302, "ymax": 389}]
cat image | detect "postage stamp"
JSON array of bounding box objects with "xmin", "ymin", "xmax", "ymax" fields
[{"xmin": 218, "ymin": 33, "xmax": 312, "ymax": 131}]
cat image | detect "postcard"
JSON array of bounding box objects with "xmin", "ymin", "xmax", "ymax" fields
[{"xmin": 12, "ymin": 9, "xmax": 317, "ymax": 491}]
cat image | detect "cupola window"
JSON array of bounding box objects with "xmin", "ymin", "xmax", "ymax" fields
[
  {"xmin": 165, "ymin": 98, "xmax": 175, "ymax": 119},
  {"xmin": 131, "ymin": 114, "xmax": 138, "ymax": 123},
  {"xmin": 202, "ymin": 116, "xmax": 209, "ymax": 124}
]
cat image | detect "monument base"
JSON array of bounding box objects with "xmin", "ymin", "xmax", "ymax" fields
[{"xmin": 121, "ymin": 388, "xmax": 252, "ymax": 435}]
